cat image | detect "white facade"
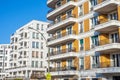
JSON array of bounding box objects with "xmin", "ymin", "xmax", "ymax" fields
[
  {"xmin": 0, "ymin": 44, "xmax": 11, "ymax": 80},
  {"xmin": 6, "ymin": 20, "xmax": 49, "ymax": 79}
]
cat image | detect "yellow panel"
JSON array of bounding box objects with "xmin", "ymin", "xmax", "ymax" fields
[
  {"xmin": 73, "ymin": 7, "xmax": 78, "ymax": 18},
  {"xmin": 85, "ymin": 56, "xmax": 91, "ymax": 70},
  {"xmin": 74, "ymin": 57, "xmax": 79, "ymax": 70},
  {"xmin": 98, "ymin": 0, "xmax": 103, "ymax": 4},
  {"xmin": 62, "ymin": 44, "xmax": 66, "ymax": 53},
  {"xmin": 84, "ymin": 37, "xmax": 90, "ymax": 51},
  {"xmin": 99, "ymin": 14, "xmax": 108, "ymax": 24},
  {"xmin": 73, "ymin": 40, "xmax": 79, "ymax": 52},
  {"xmin": 86, "ymin": 78, "xmax": 90, "ymax": 80},
  {"xmin": 73, "ymin": 23, "xmax": 79, "ymax": 35},
  {"xmin": 62, "ymin": 60, "xmax": 66, "ymax": 68},
  {"xmin": 118, "ymin": 28, "xmax": 120, "ymax": 40},
  {"xmin": 100, "ymin": 54, "xmax": 110, "ymax": 68},
  {"xmin": 99, "ymin": 33, "xmax": 109, "ymax": 45},
  {"xmin": 117, "ymin": 6, "xmax": 120, "ymax": 21},
  {"xmin": 61, "ymin": 13, "xmax": 66, "ymax": 20},
  {"xmin": 83, "ymin": 1, "xmax": 89, "ymax": 15},
  {"xmin": 84, "ymin": 19, "xmax": 90, "ymax": 32}
]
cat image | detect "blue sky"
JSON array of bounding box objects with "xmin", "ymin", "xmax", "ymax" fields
[{"xmin": 0, "ymin": 0, "xmax": 49, "ymax": 44}]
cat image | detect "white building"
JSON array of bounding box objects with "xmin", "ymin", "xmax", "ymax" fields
[
  {"xmin": 6, "ymin": 20, "xmax": 49, "ymax": 79},
  {"xmin": 0, "ymin": 44, "xmax": 11, "ymax": 80}
]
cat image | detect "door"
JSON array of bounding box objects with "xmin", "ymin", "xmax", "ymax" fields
[
  {"xmin": 111, "ymin": 54, "xmax": 120, "ymax": 67},
  {"xmin": 110, "ymin": 33, "xmax": 118, "ymax": 43},
  {"xmin": 67, "ymin": 42, "xmax": 72, "ymax": 52}
]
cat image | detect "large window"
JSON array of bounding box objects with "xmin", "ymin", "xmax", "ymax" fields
[
  {"xmin": 80, "ymin": 57, "xmax": 84, "ymax": 69},
  {"xmin": 35, "ymin": 61, "xmax": 38, "ymax": 68},
  {"xmin": 92, "ymin": 56, "xmax": 99, "ymax": 68},
  {"xmin": 110, "ymin": 33, "xmax": 118, "ymax": 43},
  {"xmin": 56, "ymin": 45, "xmax": 61, "ymax": 54},
  {"xmin": 56, "ymin": 30, "xmax": 61, "ymax": 38},
  {"xmin": 111, "ymin": 54, "xmax": 120, "ymax": 67},
  {"xmin": 36, "ymin": 42, "xmax": 39, "ymax": 48},
  {"xmin": 67, "ymin": 26, "xmax": 72, "ymax": 35},
  {"xmin": 36, "ymin": 24, "xmax": 39, "ymax": 30},
  {"xmin": 68, "ymin": 59, "xmax": 72, "ymax": 69},
  {"xmin": 90, "ymin": 0, "xmax": 97, "ymax": 7},
  {"xmin": 108, "ymin": 12, "xmax": 118, "ymax": 20},
  {"xmin": 32, "ymin": 42, "xmax": 35, "ymax": 48},
  {"xmin": 91, "ymin": 35, "xmax": 99, "ymax": 48},
  {"xmin": 79, "ymin": 5, "xmax": 83, "ymax": 16},
  {"xmin": 31, "ymin": 61, "xmax": 34, "ymax": 67},
  {"xmin": 91, "ymin": 16, "xmax": 98, "ymax": 28},
  {"xmin": 56, "ymin": 15, "xmax": 61, "ymax": 23},
  {"xmin": 67, "ymin": 42, "xmax": 72, "ymax": 51},
  {"xmin": 32, "ymin": 32, "xmax": 35, "ymax": 39},
  {"xmin": 36, "ymin": 33, "xmax": 39, "ymax": 39},
  {"xmin": 80, "ymin": 39, "xmax": 84, "ymax": 50},
  {"xmin": 66, "ymin": 10, "xmax": 72, "ymax": 18},
  {"xmin": 79, "ymin": 22, "xmax": 83, "ymax": 33}
]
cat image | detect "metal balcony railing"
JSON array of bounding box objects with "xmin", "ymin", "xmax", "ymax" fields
[
  {"xmin": 92, "ymin": 61, "xmax": 120, "ymax": 69},
  {"xmin": 48, "ymin": 30, "xmax": 76, "ymax": 42},
  {"xmin": 48, "ymin": 14, "xmax": 76, "ymax": 27},
  {"xmin": 49, "ymin": 47, "xmax": 76, "ymax": 56},
  {"xmin": 91, "ymin": 39, "xmax": 120, "ymax": 49},
  {"xmin": 50, "ymin": 66, "xmax": 77, "ymax": 72}
]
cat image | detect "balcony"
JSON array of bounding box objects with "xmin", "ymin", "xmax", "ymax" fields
[
  {"xmin": 47, "ymin": 15, "xmax": 77, "ymax": 33},
  {"xmin": 94, "ymin": 20, "xmax": 120, "ymax": 33},
  {"xmin": 92, "ymin": 61, "xmax": 120, "ymax": 73},
  {"xmin": 48, "ymin": 31, "xmax": 76, "ymax": 47},
  {"xmin": 93, "ymin": 39, "xmax": 120, "ymax": 53},
  {"xmin": 94, "ymin": 0, "xmax": 119, "ymax": 13},
  {"xmin": 49, "ymin": 48, "xmax": 78, "ymax": 60},
  {"xmin": 47, "ymin": 0, "xmax": 76, "ymax": 20},
  {"xmin": 50, "ymin": 66, "xmax": 78, "ymax": 76}
]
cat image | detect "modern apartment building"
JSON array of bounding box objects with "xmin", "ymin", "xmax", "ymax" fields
[
  {"xmin": 6, "ymin": 20, "xmax": 49, "ymax": 79},
  {"xmin": 47, "ymin": 0, "xmax": 120, "ymax": 80},
  {"xmin": 0, "ymin": 44, "xmax": 11, "ymax": 80}
]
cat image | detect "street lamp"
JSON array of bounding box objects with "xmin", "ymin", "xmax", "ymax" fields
[{"xmin": 28, "ymin": 27, "xmax": 50, "ymax": 77}]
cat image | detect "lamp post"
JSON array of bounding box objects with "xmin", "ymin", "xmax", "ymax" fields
[{"xmin": 28, "ymin": 27, "xmax": 50, "ymax": 77}]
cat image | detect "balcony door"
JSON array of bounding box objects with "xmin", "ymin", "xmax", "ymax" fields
[
  {"xmin": 56, "ymin": 62, "xmax": 61, "ymax": 71},
  {"xmin": 56, "ymin": 45, "xmax": 61, "ymax": 54},
  {"xmin": 91, "ymin": 35, "xmax": 99, "ymax": 47},
  {"xmin": 110, "ymin": 33, "xmax": 118, "ymax": 43},
  {"xmin": 108, "ymin": 12, "xmax": 118, "ymax": 20},
  {"xmin": 111, "ymin": 54, "xmax": 120, "ymax": 67},
  {"xmin": 67, "ymin": 59, "xmax": 73, "ymax": 69},
  {"xmin": 67, "ymin": 42, "xmax": 72, "ymax": 52},
  {"xmin": 66, "ymin": 10, "xmax": 72, "ymax": 18},
  {"xmin": 67, "ymin": 26, "xmax": 72, "ymax": 35},
  {"xmin": 56, "ymin": 30, "xmax": 61, "ymax": 38},
  {"xmin": 90, "ymin": 0, "xmax": 97, "ymax": 7}
]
